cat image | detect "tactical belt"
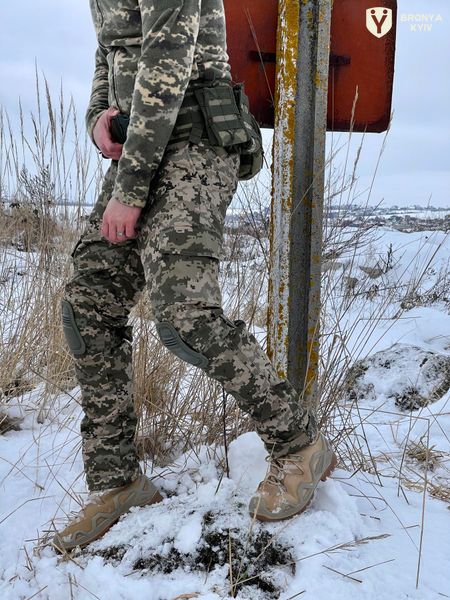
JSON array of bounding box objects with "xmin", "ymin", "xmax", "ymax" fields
[
  {"xmin": 166, "ymin": 86, "xmax": 211, "ymax": 149},
  {"xmin": 166, "ymin": 80, "xmax": 264, "ymax": 181},
  {"xmin": 109, "ymin": 77, "xmax": 264, "ymax": 180}
]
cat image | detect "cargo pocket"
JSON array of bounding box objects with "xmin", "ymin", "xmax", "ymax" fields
[{"xmin": 151, "ymin": 224, "xmax": 223, "ymax": 308}]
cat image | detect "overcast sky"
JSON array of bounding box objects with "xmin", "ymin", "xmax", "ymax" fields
[{"xmin": 0, "ymin": 0, "xmax": 448, "ymax": 208}]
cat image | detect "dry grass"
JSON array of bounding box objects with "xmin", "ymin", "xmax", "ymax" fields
[
  {"xmin": 1, "ymin": 73, "xmax": 449, "ymax": 526},
  {"xmin": 0, "ymin": 411, "xmax": 22, "ymax": 434},
  {"xmin": 0, "ymin": 74, "xmax": 449, "ymax": 600},
  {"xmin": 406, "ymin": 440, "xmax": 443, "ymax": 471},
  {"xmin": 0, "ymin": 73, "xmax": 257, "ymax": 468}
]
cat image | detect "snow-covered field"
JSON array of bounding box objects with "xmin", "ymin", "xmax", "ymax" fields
[{"xmin": 1, "ymin": 224, "xmax": 449, "ymax": 600}]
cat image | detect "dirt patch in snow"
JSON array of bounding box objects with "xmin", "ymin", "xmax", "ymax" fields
[{"xmin": 92, "ymin": 510, "xmax": 294, "ymax": 599}]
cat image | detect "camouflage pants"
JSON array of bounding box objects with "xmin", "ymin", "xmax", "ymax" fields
[{"xmin": 63, "ymin": 141, "xmax": 317, "ymax": 491}]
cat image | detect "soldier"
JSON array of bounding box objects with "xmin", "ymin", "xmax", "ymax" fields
[{"xmin": 53, "ymin": 0, "xmax": 336, "ymax": 553}]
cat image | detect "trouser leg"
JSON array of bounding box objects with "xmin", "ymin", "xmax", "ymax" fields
[
  {"xmin": 62, "ymin": 163, "xmax": 145, "ymax": 491},
  {"xmin": 156, "ymin": 302, "xmax": 318, "ymax": 456},
  {"xmin": 141, "ymin": 142, "xmax": 317, "ymax": 459}
]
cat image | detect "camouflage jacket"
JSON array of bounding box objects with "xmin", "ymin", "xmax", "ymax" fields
[{"xmin": 86, "ymin": 0, "xmax": 232, "ymax": 207}]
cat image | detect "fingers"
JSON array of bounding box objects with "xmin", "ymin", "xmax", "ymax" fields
[
  {"xmin": 101, "ymin": 140, "xmax": 123, "ymax": 161},
  {"xmin": 101, "ymin": 198, "xmax": 141, "ymax": 244},
  {"xmin": 100, "ymin": 218, "xmax": 109, "ymax": 242},
  {"xmin": 99, "ymin": 117, "xmax": 123, "ymax": 159},
  {"xmin": 101, "ymin": 219, "xmax": 125, "ymax": 244},
  {"xmin": 125, "ymin": 221, "xmax": 138, "ymax": 239},
  {"xmin": 110, "ymin": 227, "xmax": 125, "ymax": 245},
  {"xmin": 93, "ymin": 106, "xmax": 123, "ymax": 160}
]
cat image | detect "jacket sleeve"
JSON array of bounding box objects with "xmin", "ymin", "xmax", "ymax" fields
[
  {"xmin": 85, "ymin": 45, "xmax": 110, "ymax": 144},
  {"xmin": 112, "ymin": 0, "xmax": 201, "ymax": 208}
]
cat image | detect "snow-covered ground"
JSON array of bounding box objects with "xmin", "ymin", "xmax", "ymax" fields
[
  {"xmin": 1, "ymin": 399, "xmax": 449, "ymax": 600},
  {"xmin": 1, "ymin": 225, "xmax": 449, "ymax": 599}
]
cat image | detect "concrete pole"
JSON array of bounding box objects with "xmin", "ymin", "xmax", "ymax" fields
[{"xmin": 267, "ymin": 0, "xmax": 332, "ymax": 410}]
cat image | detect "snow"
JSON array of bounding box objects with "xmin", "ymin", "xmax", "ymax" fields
[
  {"xmin": 1, "ymin": 402, "xmax": 449, "ymax": 599},
  {"xmin": 1, "ymin": 226, "xmax": 450, "ymax": 599},
  {"xmin": 346, "ymin": 342, "xmax": 450, "ymax": 410}
]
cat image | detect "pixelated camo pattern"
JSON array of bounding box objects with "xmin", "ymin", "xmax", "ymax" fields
[
  {"xmin": 86, "ymin": 0, "xmax": 232, "ymax": 208},
  {"xmin": 65, "ymin": 142, "xmax": 317, "ymax": 491},
  {"xmin": 70, "ymin": 1, "xmax": 316, "ymax": 491}
]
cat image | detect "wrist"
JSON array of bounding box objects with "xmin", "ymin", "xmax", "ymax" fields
[{"xmin": 112, "ymin": 189, "xmax": 147, "ymax": 209}]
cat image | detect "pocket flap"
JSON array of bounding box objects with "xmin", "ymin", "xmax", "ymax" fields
[{"xmin": 158, "ymin": 225, "xmax": 223, "ymax": 260}]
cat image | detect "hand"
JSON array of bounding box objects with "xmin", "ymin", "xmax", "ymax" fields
[
  {"xmin": 101, "ymin": 198, "xmax": 142, "ymax": 244},
  {"xmin": 93, "ymin": 106, "xmax": 123, "ymax": 161}
]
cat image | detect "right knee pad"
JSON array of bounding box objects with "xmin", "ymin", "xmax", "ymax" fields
[
  {"xmin": 61, "ymin": 300, "xmax": 86, "ymax": 357},
  {"xmin": 155, "ymin": 321, "xmax": 208, "ymax": 368}
]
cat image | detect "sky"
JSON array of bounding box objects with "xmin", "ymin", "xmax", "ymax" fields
[{"xmin": 0, "ymin": 0, "xmax": 449, "ymax": 208}]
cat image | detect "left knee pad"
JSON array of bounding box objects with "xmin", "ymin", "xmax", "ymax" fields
[
  {"xmin": 155, "ymin": 321, "xmax": 208, "ymax": 368},
  {"xmin": 61, "ymin": 300, "xmax": 86, "ymax": 357}
]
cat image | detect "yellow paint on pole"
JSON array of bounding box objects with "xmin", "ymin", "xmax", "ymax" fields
[
  {"xmin": 268, "ymin": 1, "xmax": 332, "ymax": 409},
  {"xmin": 267, "ymin": 0, "xmax": 300, "ymax": 378}
]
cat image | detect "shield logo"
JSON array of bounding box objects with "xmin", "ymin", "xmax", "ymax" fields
[{"xmin": 366, "ymin": 7, "xmax": 393, "ymax": 38}]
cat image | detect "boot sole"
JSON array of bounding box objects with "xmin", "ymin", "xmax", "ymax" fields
[
  {"xmin": 252, "ymin": 451, "xmax": 338, "ymax": 523},
  {"xmin": 53, "ymin": 490, "xmax": 163, "ymax": 553}
]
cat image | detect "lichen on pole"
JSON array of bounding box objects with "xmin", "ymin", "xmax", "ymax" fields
[{"xmin": 268, "ymin": 0, "xmax": 332, "ymax": 411}]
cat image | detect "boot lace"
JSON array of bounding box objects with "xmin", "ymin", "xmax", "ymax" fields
[
  {"xmin": 264, "ymin": 454, "xmax": 305, "ymax": 486},
  {"xmin": 65, "ymin": 491, "xmax": 107, "ymax": 524}
]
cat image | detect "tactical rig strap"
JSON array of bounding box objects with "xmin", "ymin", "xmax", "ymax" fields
[{"xmin": 166, "ymin": 80, "xmax": 264, "ymax": 181}]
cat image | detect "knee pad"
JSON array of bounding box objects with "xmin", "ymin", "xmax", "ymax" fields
[
  {"xmin": 155, "ymin": 321, "xmax": 208, "ymax": 368},
  {"xmin": 61, "ymin": 300, "xmax": 86, "ymax": 357}
]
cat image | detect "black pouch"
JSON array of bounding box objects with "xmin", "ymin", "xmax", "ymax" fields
[
  {"xmin": 194, "ymin": 82, "xmax": 263, "ymax": 180},
  {"xmin": 110, "ymin": 113, "xmax": 130, "ymax": 144},
  {"xmin": 231, "ymin": 84, "xmax": 264, "ymax": 181},
  {"xmin": 194, "ymin": 84, "xmax": 248, "ymax": 147}
]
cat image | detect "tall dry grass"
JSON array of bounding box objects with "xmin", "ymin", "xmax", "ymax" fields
[
  {"xmin": 0, "ymin": 73, "xmax": 448, "ymax": 512},
  {"xmin": 0, "ymin": 75, "xmax": 101, "ymax": 423},
  {"xmin": 1, "ymin": 74, "xmax": 449, "ymax": 599},
  {"xmin": 0, "ymin": 73, "xmax": 256, "ymax": 466}
]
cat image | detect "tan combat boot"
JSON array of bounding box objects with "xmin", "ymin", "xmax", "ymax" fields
[
  {"xmin": 249, "ymin": 432, "xmax": 337, "ymax": 522},
  {"xmin": 52, "ymin": 475, "xmax": 163, "ymax": 553}
]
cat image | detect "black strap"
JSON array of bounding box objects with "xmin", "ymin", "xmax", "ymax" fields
[{"xmin": 188, "ymin": 109, "xmax": 205, "ymax": 144}]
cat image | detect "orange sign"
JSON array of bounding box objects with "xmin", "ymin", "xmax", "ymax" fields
[{"xmin": 224, "ymin": 0, "xmax": 397, "ymax": 132}]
